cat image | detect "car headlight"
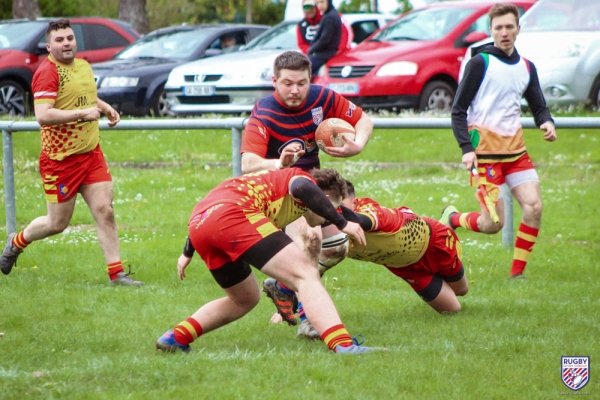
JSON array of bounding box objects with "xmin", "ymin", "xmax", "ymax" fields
[
  {"xmin": 100, "ymin": 77, "xmax": 139, "ymax": 88},
  {"xmin": 317, "ymin": 64, "xmax": 326, "ymax": 77},
  {"xmin": 376, "ymin": 61, "xmax": 418, "ymax": 77}
]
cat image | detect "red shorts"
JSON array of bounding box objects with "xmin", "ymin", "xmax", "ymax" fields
[
  {"xmin": 472, "ymin": 152, "xmax": 537, "ymax": 189},
  {"xmin": 386, "ymin": 217, "xmax": 463, "ymax": 292},
  {"xmin": 39, "ymin": 144, "xmax": 111, "ymax": 203},
  {"xmin": 188, "ymin": 202, "xmax": 281, "ymax": 271}
]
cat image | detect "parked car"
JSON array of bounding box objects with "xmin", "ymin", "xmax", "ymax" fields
[
  {"xmin": 0, "ymin": 18, "xmax": 140, "ymax": 116},
  {"xmin": 314, "ymin": 0, "xmax": 534, "ymax": 113},
  {"xmin": 92, "ymin": 24, "xmax": 269, "ymax": 117},
  {"xmin": 164, "ymin": 14, "xmax": 394, "ymax": 115},
  {"xmin": 460, "ymin": 0, "xmax": 600, "ymax": 109}
]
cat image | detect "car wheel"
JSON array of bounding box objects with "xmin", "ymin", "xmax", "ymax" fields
[
  {"xmin": 0, "ymin": 79, "xmax": 28, "ymax": 116},
  {"xmin": 588, "ymin": 77, "xmax": 600, "ymax": 110},
  {"xmin": 151, "ymin": 84, "xmax": 174, "ymax": 117},
  {"xmin": 418, "ymin": 81, "xmax": 455, "ymax": 113}
]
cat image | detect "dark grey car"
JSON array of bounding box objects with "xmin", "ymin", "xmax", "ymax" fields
[{"xmin": 92, "ymin": 24, "xmax": 268, "ymax": 117}]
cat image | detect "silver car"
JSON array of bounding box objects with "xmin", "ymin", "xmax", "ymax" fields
[
  {"xmin": 165, "ymin": 14, "xmax": 394, "ymax": 115},
  {"xmin": 460, "ymin": 0, "xmax": 600, "ymax": 109}
]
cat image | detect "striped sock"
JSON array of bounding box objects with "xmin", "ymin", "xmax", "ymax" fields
[
  {"xmin": 107, "ymin": 261, "xmax": 124, "ymax": 281},
  {"xmin": 277, "ymin": 282, "xmax": 295, "ymax": 295},
  {"xmin": 298, "ymin": 302, "xmax": 306, "ymax": 322},
  {"xmin": 173, "ymin": 317, "xmax": 203, "ymax": 346},
  {"xmin": 511, "ymin": 223, "xmax": 539, "ymax": 276},
  {"xmin": 451, "ymin": 212, "xmax": 481, "ymax": 232},
  {"xmin": 321, "ymin": 324, "xmax": 353, "ymax": 352},
  {"xmin": 12, "ymin": 231, "xmax": 30, "ymax": 250}
]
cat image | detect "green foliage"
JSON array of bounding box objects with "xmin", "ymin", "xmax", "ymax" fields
[
  {"xmin": 148, "ymin": 0, "xmax": 284, "ymax": 31},
  {"xmin": 338, "ymin": 0, "xmax": 409, "ymax": 14},
  {"xmin": 38, "ymin": 0, "xmax": 119, "ymax": 18},
  {"xmin": 0, "ymin": 0, "xmax": 11, "ymax": 19},
  {"xmin": 0, "ymin": 121, "xmax": 599, "ymax": 397},
  {"xmin": 3, "ymin": 0, "xmax": 282, "ymax": 30}
]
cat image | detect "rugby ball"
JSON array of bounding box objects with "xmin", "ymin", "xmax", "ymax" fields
[{"xmin": 315, "ymin": 118, "xmax": 356, "ymax": 151}]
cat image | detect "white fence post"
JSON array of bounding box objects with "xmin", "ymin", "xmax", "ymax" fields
[
  {"xmin": 2, "ymin": 129, "xmax": 17, "ymax": 234},
  {"xmin": 500, "ymin": 184, "xmax": 514, "ymax": 247}
]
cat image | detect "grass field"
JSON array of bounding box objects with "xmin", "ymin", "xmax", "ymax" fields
[{"xmin": 1, "ymin": 119, "xmax": 599, "ymax": 398}]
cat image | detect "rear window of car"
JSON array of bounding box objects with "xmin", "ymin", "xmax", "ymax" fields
[
  {"xmin": 373, "ymin": 7, "xmax": 476, "ymax": 41},
  {"xmin": 520, "ymin": 0, "xmax": 600, "ymax": 32},
  {"xmin": 244, "ymin": 22, "xmax": 298, "ymax": 50},
  {"xmin": 85, "ymin": 24, "xmax": 130, "ymax": 49},
  {"xmin": 0, "ymin": 21, "xmax": 44, "ymax": 49}
]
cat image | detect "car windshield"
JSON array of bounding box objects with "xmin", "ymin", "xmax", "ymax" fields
[
  {"xmin": 243, "ymin": 22, "xmax": 297, "ymax": 50},
  {"xmin": 116, "ymin": 29, "xmax": 213, "ymax": 60},
  {"xmin": 520, "ymin": 0, "xmax": 600, "ymax": 32},
  {"xmin": 0, "ymin": 21, "xmax": 43, "ymax": 49},
  {"xmin": 372, "ymin": 7, "xmax": 475, "ymax": 41}
]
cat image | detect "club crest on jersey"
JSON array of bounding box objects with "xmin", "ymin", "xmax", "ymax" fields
[
  {"xmin": 311, "ymin": 107, "xmax": 323, "ymax": 126},
  {"xmin": 346, "ymin": 102, "xmax": 356, "ymax": 118},
  {"xmin": 561, "ymin": 356, "xmax": 589, "ymax": 391},
  {"xmin": 487, "ymin": 167, "xmax": 496, "ymax": 179}
]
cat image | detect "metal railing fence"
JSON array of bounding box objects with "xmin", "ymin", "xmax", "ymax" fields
[{"xmin": 3, "ymin": 117, "xmax": 600, "ymax": 246}]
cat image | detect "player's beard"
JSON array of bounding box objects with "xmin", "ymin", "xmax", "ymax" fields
[{"xmin": 56, "ymin": 46, "xmax": 77, "ymax": 64}]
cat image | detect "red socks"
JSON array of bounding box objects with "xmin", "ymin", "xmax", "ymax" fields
[
  {"xmin": 451, "ymin": 212, "xmax": 481, "ymax": 232},
  {"xmin": 511, "ymin": 223, "xmax": 539, "ymax": 276},
  {"xmin": 107, "ymin": 261, "xmax": 124, "ymax": 281},
  {"xmin": 174, "ymin": 317, "xmax": 203, "ymax": 346},
  {"xmin": 12, "ymin": 231, "xmax": 30, "ymax": 250},
  {"xmin": 321, "ymin": 324, "xmax": 353, "ymax": 352}
]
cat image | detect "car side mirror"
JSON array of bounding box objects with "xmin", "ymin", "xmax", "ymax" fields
[
  {"xmin": 37, "ymin": 42, "xmax": 49, "ymax": 55},
  {"xmin": 464, "ymin": 31, "xmax": 488, "ymax": 46}
]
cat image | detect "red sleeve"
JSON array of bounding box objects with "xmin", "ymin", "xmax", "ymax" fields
[
  {"xmin": 241, "ymin": 114, "xmax": 270, "ymax": 157},
  {"xmin": 296, "ymin": 27, "xmax": 309, "ymax": 55},
  {"xmin": 31, "ymin": 60, "xmax": 59, "ymax": 104},
  {"xmin": 327, "ymin": 90, "xmax": 363, "ymax": 126}
]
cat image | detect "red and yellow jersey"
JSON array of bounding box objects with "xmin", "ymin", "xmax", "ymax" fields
[
  {"xmin": 32, "ymin": 55, "xmax": 99, "ymax": 161},
  {"xmin": 191, "ymin": 169, "xmax": 314, "ymax": 229},
  {"xmin": 348, "ymin": 197, "xmax": 431, "ymax": 268}
]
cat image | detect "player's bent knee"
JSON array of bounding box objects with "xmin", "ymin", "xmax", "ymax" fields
[{"xmin": 48, "ymin": 219, "xmax": 70, "ymax": 235}]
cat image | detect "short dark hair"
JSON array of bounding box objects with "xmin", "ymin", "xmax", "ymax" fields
[
  {"xmin": 488, "ymin": 3, "xmax": 520, "ymax": 26},
  {"xmin": 46, "ymin": 19, "xmax": 72, "ymax": 41},
  {"xmin": 345, "ymin": 180, "xmax": 355, "ymax": 198},
  {"xmin": 309, "ymin": 168, "xmax": 347, "ymax": 202},
  {"xmin": 274, "ymin": 51, "xmax": 312, "ymax": 79}
]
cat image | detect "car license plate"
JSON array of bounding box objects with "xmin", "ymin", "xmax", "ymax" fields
[
  {"xmin": 183, "ymin": 86, "xmax": 215, "ymax": 96},
  {"xmin": 327, "ymin": 83, "xmax": 359, "ymax": 95}
]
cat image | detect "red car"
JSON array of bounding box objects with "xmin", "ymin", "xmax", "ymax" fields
[
  {"xmin": 0, "ymin": 17, "xmax": 140, "ymax": 116},
  {"xmin": 314, "ymin": 0, "xmax": 535, "ymax": 113}
]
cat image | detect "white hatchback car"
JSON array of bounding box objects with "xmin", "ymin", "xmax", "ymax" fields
[
  {"xmin": 164, "ymin": 14, "xmax": 394, "ymax": 115},
  {"xmin": 459, "ymin": 0, "xmax": 600, "ymax": 109}
]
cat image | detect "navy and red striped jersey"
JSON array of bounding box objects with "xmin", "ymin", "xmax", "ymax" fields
[{"xmin": 242, "ymin": 84, "xmax": 363, "ymax": 171}]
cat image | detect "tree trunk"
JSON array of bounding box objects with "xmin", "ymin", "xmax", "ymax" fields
[
  {"xmin": 371, "ymin": 0, "xmax": 378, "ymax": 13},
  {"xmin": 119, "ymin": 0, "xmax": 150, "ymax": 34},
  {"xmin": 246, "ymin": 0, "xmax": 252, "ymax": 24},
  {"xmin": 12, "ymin": 0, "xmax": 41, "ymax": 19}
]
